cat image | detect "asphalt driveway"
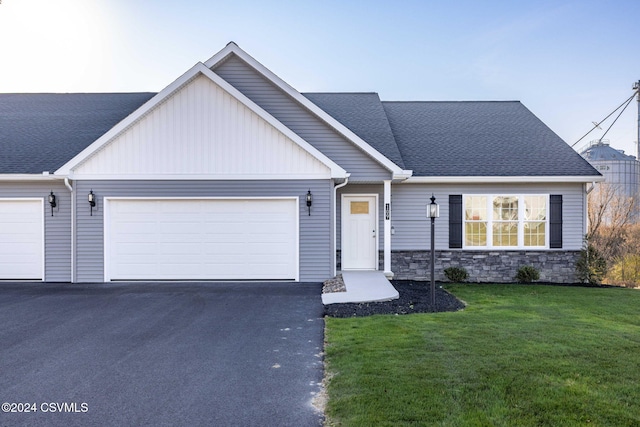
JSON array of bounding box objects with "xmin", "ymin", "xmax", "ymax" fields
[{"xmin": 0, "ymin": 281, "xmax": 325, "ymax": 426}]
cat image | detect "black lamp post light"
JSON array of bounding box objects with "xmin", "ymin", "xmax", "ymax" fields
[{"xmin": 427, "ymin": 194, "xmax": 439, "ymax": 306}]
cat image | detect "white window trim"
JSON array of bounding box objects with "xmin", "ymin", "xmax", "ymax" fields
[{"xmin": 463, "ymin": 194, "xmax": 549, "ymax": 250}]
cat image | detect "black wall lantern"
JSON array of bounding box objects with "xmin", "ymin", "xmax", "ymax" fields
[
  {"xmin": 88, "ymin": 190, "xmax": 96, "ymax": 216},
  {"xmin": 48, "ymin": 191, "xmax": 56, "ymax": 216},
  {"xmin": 306, "ymin": 190, "xmax": 313, "ymax": 216}
]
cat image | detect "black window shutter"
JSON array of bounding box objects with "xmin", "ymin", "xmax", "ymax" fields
[
  {"xmin": 549, "ymin": 195, "xmax": 563, "ymax": 248},
  {"xmin": 449, "ymin": 195, "xmax": 463, "ymax": 248}
]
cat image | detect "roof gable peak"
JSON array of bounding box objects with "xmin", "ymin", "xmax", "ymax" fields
[
  {"xmin": 55, "ymin": 61, "xmax": 347, "ymax": 179},
  {"xmin": 204, "ymin": 43, "xmax": 410, "ymax": 179}
]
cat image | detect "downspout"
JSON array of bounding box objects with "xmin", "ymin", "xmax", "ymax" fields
[
  {"xmin": 64, "ymin": 177, "xmax": 75, "ymax": 283},
  {"xmin": 333, "ymin": 176, "xmax": 349, "ymax": 276}
]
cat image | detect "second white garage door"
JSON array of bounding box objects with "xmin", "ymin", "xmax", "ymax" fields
[{"xmin": 106, "ymin": 198, "xmax": 298, "ymax": 281}]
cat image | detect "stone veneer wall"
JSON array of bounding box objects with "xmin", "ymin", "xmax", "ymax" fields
[{"xmin": 388, "ymin": 250, "xmax": 581, "ymax": 283}]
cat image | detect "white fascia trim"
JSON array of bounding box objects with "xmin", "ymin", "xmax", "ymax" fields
[
  {"xmin": 204, "ymin": 43, "xmax": 409, "ymax": 179},
  {"xmin": 55, "ymin": 62, "xmax": 348, "ymax": 180},
  {"xmin": 394, "ymin": 170, "xmax": 413, "ymax": 180},
  {"xmin": 402, "ymin": 175, "xmax": 606, "ymax": 184},
  {"xmin": 0, "ymin": 174, "xmax": 59, "ymax": 181}
]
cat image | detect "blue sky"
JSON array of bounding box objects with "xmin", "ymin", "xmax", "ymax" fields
[{"xmin": 1, "ymin": 0, "xmax": 638, "ymax": 157}]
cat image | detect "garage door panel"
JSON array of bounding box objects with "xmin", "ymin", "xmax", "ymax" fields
[
  {"xmin": 117, "ymin": 242, "xmax": 159, "ymax": 254},
  {"xmin": 107, "ymin": 199, "xmax": 297, "ymax": 280},
  {"xmin": 162, "ymin": 232, "xmax": 207, "ymax": 241},
  {"xmin": 0, "ymin": 263, "xmax": 39, "ymax": 277},
  {"xmin": 0, "ymin": 200, "xmax": 43, "ymax": 280},
  {"xmin": 0, "ymin": 242, "xmax": 41, "ymax": 254},
  {"xmin": 0, "ymin": 224, "xmax": 38, "ymax": 235},
  {"xmin": 202, "ymin": 243, "xmax": 245, "ymax": 254},
  {"xmin": 116, "ymin": 223, "xmax": 160, "ymax": 235}
]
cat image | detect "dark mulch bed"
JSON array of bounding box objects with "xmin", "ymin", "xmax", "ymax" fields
[
  {"xmin": 323, "ymin": 280, "xmax": 623, "ymax": 318},
  {"xmin": 324, "ymin": 280, "xmax": 466, "ymax": 318}
]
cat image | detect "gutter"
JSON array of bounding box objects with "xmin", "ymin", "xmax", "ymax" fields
[
  {"xmin": 402, "ymin": 175, "xmax": 606, "ymax": 184},
  {"xmin": 0, "ymin": 173, "xmax": 59, "ymax": 181}
]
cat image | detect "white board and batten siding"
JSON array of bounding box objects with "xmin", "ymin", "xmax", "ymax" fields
[
  {"xmin": 390, "ymin": 183, "xmax": 586, "ymax": 251},
  {"xmin": 105, "ymin": 198, "xmax": 298, "ymax": 281},
  {"xmin": 71, "ymin": 74, "xmax": 331, "ymax": 180},
  {"xmin": 212, "ymin": 55, "xmax": 392, "ymax": 182}
]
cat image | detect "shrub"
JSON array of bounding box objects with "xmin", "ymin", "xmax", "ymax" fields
[
  {"xmin": 575, "ymin": 243, "xmax": 607, "ymax": 285},
  {"xmin": 607, "ymin": 254, "xmax": 640, "ymax": 287},
  {"xmin": 515, "ymin": 265, "xmax": 540, "ymax": 283},
  {"xmin": 444, "ymin": 266, "xmax": 468, "ymax": 283}
]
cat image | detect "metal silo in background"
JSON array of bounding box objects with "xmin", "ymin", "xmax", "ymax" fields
[{"xmin": 580, "ymin": 140, "xmax": 640, "ymax": 223}]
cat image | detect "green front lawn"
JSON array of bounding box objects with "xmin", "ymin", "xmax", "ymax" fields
[{"xmin": 324, "ymin": 285, "xmax": 640, "ymax": 426}]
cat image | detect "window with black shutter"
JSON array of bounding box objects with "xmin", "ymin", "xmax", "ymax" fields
[
  {"xmin": 449, "ymin": 195, "xmax": 462, "ymax": 248},
  {"xmin": 549, "ymin": 195, "xmax": 563, "ymax": 248}
]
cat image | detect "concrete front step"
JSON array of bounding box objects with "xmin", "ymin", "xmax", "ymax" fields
[{"xmin": 321, "ymin": 271, "xmax": 399, "ymax": 305}]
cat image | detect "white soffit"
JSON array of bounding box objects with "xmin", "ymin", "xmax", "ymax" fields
[
  {"xmin": 56, "ymin": 63, "xmax": 347, "ymax": 180},
  {"xmin": 204, "ymin": 43, "xmax": 412, "ymax": 180}
]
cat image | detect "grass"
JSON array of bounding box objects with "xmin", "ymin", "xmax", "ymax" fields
[{"xmin": 324, "ymin": 284, "xmax": 640, "ymax": 426}]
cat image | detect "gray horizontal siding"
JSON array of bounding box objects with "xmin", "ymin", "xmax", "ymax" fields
[
  {"xmin": 390, "ymin": 183, "xmax": 586, "ymax": 251},
  {"xmin": 0, "ymin": 181, "xmax": 72, "ymax": 281},
  {"xmin": 213, "ymin": 55, "xmax": 391, "ymax": 182},
  {"xmin": 74, "ymin": 180, "xmax": 332, "ymax": 283}
]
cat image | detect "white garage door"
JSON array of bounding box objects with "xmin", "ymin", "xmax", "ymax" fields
[
  {"xmin": 106, "ymin": 199, "xmax": 298, "ymax": 281},
  {"xmin": 0, "ymin": 200, "xmax": 43, "ymax": 280}
]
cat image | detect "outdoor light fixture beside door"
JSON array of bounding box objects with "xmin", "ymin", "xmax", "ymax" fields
[
  {"xmin": 427, "ymin": 194, "xmax": 439, "ymax": 306},
  {"xmin": 306, "ymin": 190, "xmax": 313, "ymax": 216},
  {"xmin": 88, "ymin": 190, "xmax": 96, "ymax": 216},
  {"xmin": 48, "ymin": 191, "xmax": 56, "ymax": 216}
]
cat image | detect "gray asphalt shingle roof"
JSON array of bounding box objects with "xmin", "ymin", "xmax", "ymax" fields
[
  {"xmin": 380, "ymin": 101, "xmax": 600, "ymax": 176},
  {"xmin": 303, "ymin": 92, "xmax": 405, "ymax": 169},
  {"xmin": 0, "ymin": 91, "xmax": 600, "ymax": 178},
  {"xmin": 0, "ymin": 93, "xmax": 155, "ymax": 173}
]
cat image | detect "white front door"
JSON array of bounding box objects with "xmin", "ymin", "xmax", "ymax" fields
[{"xmin": 341, "ymin": 195, "xmax": 377, "ymax": 270}]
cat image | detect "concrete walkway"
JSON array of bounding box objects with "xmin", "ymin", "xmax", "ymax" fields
[{"xmin": 322, "ymin": 271, "xmax": 399, "ymax": 305}]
